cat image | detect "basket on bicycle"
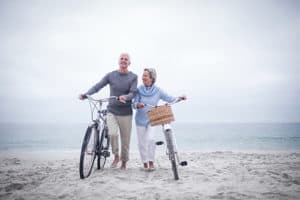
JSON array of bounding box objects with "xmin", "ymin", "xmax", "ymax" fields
[{"xmin": 147, "ymin": 105, "xmax": 175, "ymax": 126}]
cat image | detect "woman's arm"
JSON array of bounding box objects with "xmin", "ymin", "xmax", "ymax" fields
[
  {"xmin": 132, "ymin": 90, "xmax": 143, "ymax": 109},
  {"xmin": 159, "ymin": 88, "xmax": 187, "ymax": 103},
  {"xmin": 159, "ymin": 88, "xmax": 177, "ymax": 103}
]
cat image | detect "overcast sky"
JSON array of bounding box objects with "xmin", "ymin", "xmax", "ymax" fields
[{"xmin": 0, "ymin": 0, "xmax": 299, "ymax": 123}]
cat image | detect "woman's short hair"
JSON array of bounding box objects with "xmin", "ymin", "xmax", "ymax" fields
[{"xmin": 144, "ymin": 68, "xmax": 157, "ymax": 85}]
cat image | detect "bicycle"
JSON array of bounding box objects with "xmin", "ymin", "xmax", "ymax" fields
[
  {"xmin": 79, "ymin": 95, "xmax": 118, "ymax": 179},
  {"xmin": 146, "ymin": 98, "xmax": 188, "ymax": 180}
]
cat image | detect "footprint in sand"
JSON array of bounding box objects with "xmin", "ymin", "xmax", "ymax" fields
[
  {"xmin": 292, "ymin": 179, "xmax": 300, "ymax": 185},
  {"xmin": 58, "ymin": 194, "xmax": 68, "ymax": 199},
  {"xmin": 5, "ymin": 183, "xmax": 25, "ymax": 192},
  {"xmin": 4, "ymin": 158, "xmax": 21, "ymax": 165}
]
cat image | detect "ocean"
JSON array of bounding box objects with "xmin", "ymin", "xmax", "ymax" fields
[{"xmin": 0, "ymin": 122, "xmax": 300, "ymax": 152}]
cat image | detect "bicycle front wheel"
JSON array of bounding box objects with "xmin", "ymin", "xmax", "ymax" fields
[
  {"xmin": 171, "ymin": 159, "xmax": 179, "ymax": 180},
  {"xmin": 79, "ymin": 124, "xmax": 98, "ymax": 179},
  {"xmin": 165, "ymin": 129, "xmax": 179, "ymax": 180}
]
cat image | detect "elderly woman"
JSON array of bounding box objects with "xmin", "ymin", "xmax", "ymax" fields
[{"xmin": 133, "ymin": 68, "xmax": 186, "ymax": 170}]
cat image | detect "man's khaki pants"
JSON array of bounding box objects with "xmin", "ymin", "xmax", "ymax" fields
[{"xmin": 107, "ymin": 113, "xmax": 132, "ymax": 162}]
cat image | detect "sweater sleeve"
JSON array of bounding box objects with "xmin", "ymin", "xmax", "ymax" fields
[
  {"xmin": 132, "ymin": 90, "xmax": 140, "ymax": 110},
  {"xmin": 124, "ymin": 74, "xmax": 138, "ymax": 101},
  {"xmin": 84, "ymin": 73, "xmax": 110, "ymax": 96},
  {"xmin": 159, "ymin": 88, "xmax": 176, "ymax": 103}
]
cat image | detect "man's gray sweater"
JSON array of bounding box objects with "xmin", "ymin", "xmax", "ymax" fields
[{"xmin": 85, "ymin": 70, "xmax": 137, "ymax": 115}]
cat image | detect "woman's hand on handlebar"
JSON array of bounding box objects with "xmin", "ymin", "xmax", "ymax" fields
[
  {"xmin": 137, "ymin": 102, "xmax": 145, "ymax": 109},
  {"xmin": 179, "ymin": 95, "xmax": 187, "ymax": 101}
]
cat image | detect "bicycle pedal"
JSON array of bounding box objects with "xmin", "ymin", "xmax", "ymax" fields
[
  {"xmin": 156, "ymin": 141, "xmax": 164, "ymax": 145},
  {"xmin": 103, "ymin": 146, "xmax": 109, "ymax": 150},
  {"xmin": 180, "ymin": 161, "xmax": 188, "ymax": 166},
  {"xmin": 102, "ymin": 151, "xmax": 110, "ymax": 157}
]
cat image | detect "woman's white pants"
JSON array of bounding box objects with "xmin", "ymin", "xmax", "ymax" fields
[{"xmin": 136, "ymin": 125, "xmax": 156, "ymax": 163}]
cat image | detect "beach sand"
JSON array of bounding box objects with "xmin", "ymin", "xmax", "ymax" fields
[{"xmin": 1, "ymin": 151, "xmax": 300, "ymax": 200}]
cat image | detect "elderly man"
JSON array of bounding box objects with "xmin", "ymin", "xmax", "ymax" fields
[{"xmin": 79, "ymin": 53, "xmax": 137, "ymax": 170}]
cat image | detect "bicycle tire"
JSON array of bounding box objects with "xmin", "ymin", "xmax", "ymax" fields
[
  {"xmin": 97, "ymin": 128, "xmax": 108, "ymax": 169},
  {"xmin": 165, "ymin": 129, "xmax": 179, "ymax": 180},
  {"xmin": 79, "ymin": 124, "xmax": 98, "ymax": 179},
  {"xmin": 171, "ymin": 158, "xmax": 179, "ymax": 180}
]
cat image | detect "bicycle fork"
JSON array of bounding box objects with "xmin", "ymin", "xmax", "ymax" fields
[{"xmin": 162, "ymin": 124, "xmax": 188, "ymax": 166}]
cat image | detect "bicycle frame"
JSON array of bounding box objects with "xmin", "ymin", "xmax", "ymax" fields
[
  {"xmin": 144, "ymin": 98, "xmax": 187, "ymax": 180},
  {"xmin": 162, "ymin": 123, "xmax": 183, "ymax": 165},
  {"xmin": 87, "ymin": 95, "xmax": 115, "ymax": 123},
  {"xmin": 86, "ymin": 95, "xmax": 118, "ymax": 156}
]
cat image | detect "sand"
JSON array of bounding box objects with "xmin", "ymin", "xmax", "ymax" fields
[{"xmin": 1, "ymin": 150, "xmax": 300, "ymax": 200}]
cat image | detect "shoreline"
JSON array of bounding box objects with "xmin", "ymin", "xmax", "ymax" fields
[{"xmin": 1, "ymin": 148, "xmax": 300, "ymax": 155}]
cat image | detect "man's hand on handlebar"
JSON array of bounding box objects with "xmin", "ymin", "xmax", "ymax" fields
[
  {"xmin": 118, "ymin": 95, "xmax": 127, "ymax": 104},
  {"xmin": 79, "ymin": 94, "xmax": 87, "ymax": 100}
]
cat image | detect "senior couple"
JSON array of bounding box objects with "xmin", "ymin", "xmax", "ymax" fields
[{"xmin": 79, "ymin": 53, "xmax": 186, "ymax": 170}]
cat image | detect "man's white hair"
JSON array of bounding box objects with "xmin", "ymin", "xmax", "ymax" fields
[{"xmin": 119, "ymin": 53, "xmax": 131, "ymax": 62}]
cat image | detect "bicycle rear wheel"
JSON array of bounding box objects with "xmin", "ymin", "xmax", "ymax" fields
[
  {"xmin": 97, "ymin": 127, "xmax": 109, "ymax": 169},
  {"xmin": 79, "ymin": 124, "xmax": 98, "ymax": 179},
  {"xmin": 164, "ymin": 129, "xmax": 179, "ymax": 180}
]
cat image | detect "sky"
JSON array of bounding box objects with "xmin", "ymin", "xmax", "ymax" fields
[{"xmin": 0, "ymin": 0, "xmax": 300, "ymax": 123}]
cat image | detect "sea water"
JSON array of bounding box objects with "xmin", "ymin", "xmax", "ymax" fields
[{"xmin": 0, "ymin": 122, "xmax": 300, "ymax": 152}]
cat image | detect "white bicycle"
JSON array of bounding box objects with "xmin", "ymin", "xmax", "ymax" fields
[{"xmin": 146, "ymin": 98, "xmax": 188, "ymax": 180}]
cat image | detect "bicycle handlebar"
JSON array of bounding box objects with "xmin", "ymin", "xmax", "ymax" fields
[
  {"xmin": 85, "ymin": 95, "xmax": 119, "ymax": 103},
  {"xmin": 143, "ymin": 97, "xmax": 185, "ymax": 108},
  {"xmin": 83, "ymin": 95, "xmax": 119, "ymax": 121}
]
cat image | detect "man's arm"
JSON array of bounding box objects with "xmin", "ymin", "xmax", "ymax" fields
[
  {"xmin": 121, "ymin": 74, "xmax": 138, "ymax": 101},
  {"xmin": 84, "ymin": 73, "xmax": 110, "ymax": 96}
]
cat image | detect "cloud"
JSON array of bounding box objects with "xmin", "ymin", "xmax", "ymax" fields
[{"xmin": 0, "ymin": 0, "xmax": 299, "ymax": 123}]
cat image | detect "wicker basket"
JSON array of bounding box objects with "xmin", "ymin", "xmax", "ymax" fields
[{"xmin": 147, "ymin": 105, "xmax": 175, "ymax": 126}]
